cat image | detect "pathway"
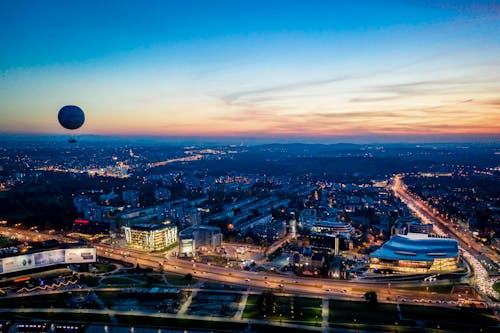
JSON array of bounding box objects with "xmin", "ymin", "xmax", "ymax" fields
[
  {"xmin": 322, "ymin": 297, "xmax": 329, "ymax": 332},
  {"xmin": 91, "ymin": 291, "xmax": 117, "ymax": 323},
  {"xmin": 234, "ymin": 292, "xmax": 249, "ymax": 320},
  {"xmin": 177, "ymin": 290, "xmax": 196, "ymax": 315}
]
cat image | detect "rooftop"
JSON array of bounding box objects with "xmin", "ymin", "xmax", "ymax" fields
[
  {"xmin": 370, "ymin": 233, "xmax": 459, "ymax": 262},
  {"xmin": 130, "ymin": 223, "xmax": 175, "ymax": 231}
]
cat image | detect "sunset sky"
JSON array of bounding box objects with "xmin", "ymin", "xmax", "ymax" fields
[{"xmin": 1, "ymin": 0, "xmax": 499, "ymax": 142}]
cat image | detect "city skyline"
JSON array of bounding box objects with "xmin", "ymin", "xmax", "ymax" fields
[{"xmin": 1, "ymin": 1, "xmax": 500, "ymax": 141}]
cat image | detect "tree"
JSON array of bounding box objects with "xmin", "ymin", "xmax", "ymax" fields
[
  {"xmin": 184, "ymin": 273, "xmax": 193, "ymax": 281},
  {"xmin": 364, "ymin": 291, "xmax": 378, "ymax": 303},
  {"xmin": 256, "ymin": 291, "xmax": 278, "ymax": 316}
]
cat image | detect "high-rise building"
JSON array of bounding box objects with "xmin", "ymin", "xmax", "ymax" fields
[{"xmin": 124, "ymin": 223, "xmax": 177, "ymax": 251}]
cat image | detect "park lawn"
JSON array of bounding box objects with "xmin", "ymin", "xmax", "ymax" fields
[
  {"xmin": 493, "ymin": 281, "xmax": 500, "ymax": 293},
  {"xmin": 101, "ymin": 276, "xmax": 143, "ymax": 286},
  {"xmin": 2, "ymin": 311, "xmax": 111, "ymax": 323},
  {"xmin": 129, "ymin": 274, "xmax": 166, "ymax": 285},
  {"xmin": 0, "ymin": 293, "xmax": 70, "ymax": 308},
  {"xmin": 115, "ymin": 315, "xmax": 247, "ymax": 331},
  {"xmin": 95, "ymin": 291, "xmax": 179, "ymax": 308},
  {"xmin": 93, "ymin": 262, "xmax": 116, "ymax": 273},
  {"xmin": 400, "ymin": 304, "xmax": 499, "ymax": 327},
  {"xmin": 250, "ymin": 324, "xmax": 317, "ymax": 333},
  {"xmin": 243, "ymin": 294, "xmax": 322, "ymax": 325},
  {"xmin": 165, "ymin": 274, "xmax": 197, "ymax": 286},
  {"xmin": 95, "ymin": 291, "xmax": 123, "ymax": 307},
  {"xmin": 424, "ymin": 322, "xmax": 500, "ymax": 333},
  {"xmin": 187, "ymin": 291, "xmax": 241, "ymax": 317},
  {"xmin": 242, "ymin": 294, "xmax": 259, "ymax": 319},
  {"xmin": 329, "ymin": 300, "xmax": 399, "ymax": 325}
]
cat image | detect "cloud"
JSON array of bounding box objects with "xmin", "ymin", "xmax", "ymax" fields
[
  {"xmin": 349, "ymin": 96, "xmax": 403, "ymax": 103},
  {"xmin": 220, "ymin": 75, "xmax": 352, "ymax": 105},
  {"xmin": 477, "ymin": 98, "xmax": 500, "ymax": 106}
]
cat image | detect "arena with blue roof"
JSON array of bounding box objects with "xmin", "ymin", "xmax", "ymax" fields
[{"xmin": 369, "ymin": 233, "xmax": 460, "ymax": 274}]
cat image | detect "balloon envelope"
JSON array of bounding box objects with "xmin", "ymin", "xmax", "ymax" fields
[{"xmin": 58, "ymin": 105, "xmax": 85, "ymax": 130}]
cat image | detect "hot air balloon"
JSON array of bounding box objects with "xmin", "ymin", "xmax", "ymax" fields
[{"xmin": 58, "ymin": 105, "xmax": 85, "ymax": 143}]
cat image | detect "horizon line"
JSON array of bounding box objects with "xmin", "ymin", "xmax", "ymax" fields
[{"xmin": 1, "ymin": 132, "xmax": 499, "ymax": 145}]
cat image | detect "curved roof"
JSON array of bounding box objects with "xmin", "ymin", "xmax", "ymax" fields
[
  {"xmin": 311, "ymin": 221, "xmax": 354, "ymax": 235},
  {"xmin": 370, "ymin": 234, "xmax": 458, "ymax": 261}
]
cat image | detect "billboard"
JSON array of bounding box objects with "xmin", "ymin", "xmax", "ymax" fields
[
  {"xmin": 2, "ymin": 254, "xmax": 35, "ymax": 274},
  {"xmin": 65, "ymin": 248, "xmax": 96, "ymax": 263},
  {"xmin": 0, "ymin": 247, "xmax": 96, "ymax": 275},
  {"xmin": 34, "ymin": 249, "xmax": 65, "ymax": 268}
]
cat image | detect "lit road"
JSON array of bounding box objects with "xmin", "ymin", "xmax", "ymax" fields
[
  {"xmin": 392, "ymin": 174, "xmax": 500, "ymax": 300},
  {"xmin": 146, "ymin": 154, "xmax": 202, "ymax": 169},
  {"xmin": 0, "ymin": 226, "xmax": 469, "ymax": 305}
]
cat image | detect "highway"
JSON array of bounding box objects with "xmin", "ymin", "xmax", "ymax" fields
[
  {"xmin": 0, "ymin": 226, "xmax": 465, "ymax": 304},
  {"xmin": 392, "ymin": 174, "xmax": 500, "ymax": 300}
]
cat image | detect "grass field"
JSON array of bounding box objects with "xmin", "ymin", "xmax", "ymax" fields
[
  {"xmin": 165, "ymin": 274, "xmax": 197, "ymax": 286},
  {"xmin": 250, "ymin": 324, "xmax": 317, "ymax": 333},
  {"xmin": 493, "ymin": 281, "xmax": 500, "ymax": 293},
  {"xmin": 0, "ymin": 293, "xmax": 70, "ymax": 308},
  {"xmin": 1, "ymin": 311, "xmax": 111, "ymax": 323},
  {"xmin": 101, "ymin": 276, "xmax": 143, "ymax": 286},
  {"xmin": 329, "ymin": 300, "xmax": 401, "ymax": 326},
  {"xmin": 0, "ymin": 292, "xmax": 103, "ymax": 310},
  {"xmin": 243, "ymin": 294, "xmax": 322, "ymax": 325},
  {"xmin": 115, "ymin": 315, "xmax": 247, "ymax": 331},
  {"xmin": 96, "ymin": 290, "xmax": 180, "ymax": 308},
  {"xmin": 400, "ymin": 304, "xmax": 499, "ymax": 328},
  {"xmin": 92, "ymin": 262, "xmax": 116, "ymax": 273},
  {"xmin": 187, "ymin": 291, "xmax": 241, "ymax": 317}
]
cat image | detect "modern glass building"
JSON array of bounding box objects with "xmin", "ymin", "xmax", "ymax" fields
[
  {"xmin": 124, "ymin": 223, "xmax": 177, "ymax": 251},
  {"xmin": 369, "ymin": 233, "xmax": 459, "ymax": 274}
]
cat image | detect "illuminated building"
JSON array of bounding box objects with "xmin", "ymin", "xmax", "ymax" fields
[
  {"xmin": 0, "ymin": 242, "xmax": 96, "ymax": 275},
  {"xmin": 309, "ymin": 221, "xmax": 353, "ymax": 254},
  {"xmin": 369, "ymin": 233, "xmax": 459, "ymax": 274},
  {"xmin": 289, "ymin": 214, "xmax": 297, "ymax": 239},
  {"xmin": 311, "ymin": 221, "xmax": 354, "ymax": 238},
  {"xmin": 391, "ymin": 216, "xmax": 433, "ymax": 236},
  {"xmin": 124, "ymin": 223, "xmax": 177, "ymax": 251},
  {"xmin": 178, "ymin": 226, "xmax": 222, "ymax": 257}
]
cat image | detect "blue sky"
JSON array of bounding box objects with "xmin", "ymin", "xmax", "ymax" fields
[{"xmin": 1, "ymin": 0, "xmax": 499, "ymax": 141}]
